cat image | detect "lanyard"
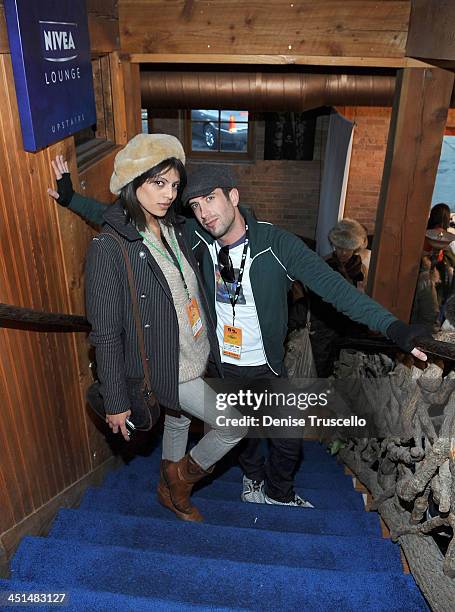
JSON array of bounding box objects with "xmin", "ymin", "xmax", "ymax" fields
[
  {"xmin": 217, "ymin": 224, "xmax": 249, "ymax": 326},
  {"xmin": 140, "ymin": 228, "xmax": 191, "ymax": 300}
]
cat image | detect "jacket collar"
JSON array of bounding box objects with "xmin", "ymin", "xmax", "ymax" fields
[
  {"xmin": 103, "ymin": 201, "xmax": 141, "ymax": 241},
  {"xmin": 103, "ymin": 201, "xmax": 186, "ymax": 241}
]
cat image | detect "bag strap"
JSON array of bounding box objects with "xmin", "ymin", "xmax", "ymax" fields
[{"xmin": 104, "ymin": 230, "xmax": 153, "ymax": 393}]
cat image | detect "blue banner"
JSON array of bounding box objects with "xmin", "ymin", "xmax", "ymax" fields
[{"xmin": 4, "ymin": 0, "xmax": 97, "ymax": 152}]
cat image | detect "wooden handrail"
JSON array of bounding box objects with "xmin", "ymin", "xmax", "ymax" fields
[
  {"xmin": 2, "ymin": 301, "xmax": 454, "ymax": 360},
  {"xmin": 0, "ymin": 302, "xmax": 90, "ymax": 332}
]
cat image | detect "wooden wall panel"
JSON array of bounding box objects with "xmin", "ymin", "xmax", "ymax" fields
[
  {"xmin": 0, "ymin": 40, "xmax": 143, "ymax": 545},
  {"xmin": 0, "ymin": 1, "xmax": 144, "ymax": 566},
  {"xmin": 0, "ymin": 54, "xmax": 95, "ymax": 536},
  {"xmin": 49, "ymin": 144, "xmax": 119, "ymax": 471},
  {"xmin": 0, "ymin": 51, "xmax": 125, "ymax": 552},
  {"xmin": 119, "ymin": 0, "xmax": 411, "ymax": 59}
]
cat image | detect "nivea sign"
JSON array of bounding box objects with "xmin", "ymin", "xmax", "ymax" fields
[{"xmin": 4, "ymin": 1, "xmax": 96, "ymax": 152}]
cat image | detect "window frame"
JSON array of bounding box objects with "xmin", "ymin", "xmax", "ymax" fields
[{"xmin": 75, "ymin": 54, "xmax": 117, "ymax": 171}]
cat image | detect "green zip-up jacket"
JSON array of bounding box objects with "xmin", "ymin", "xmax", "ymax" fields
[{"xmin": 68, "ymin": 193, "xmax": 397, "ymax": 374}]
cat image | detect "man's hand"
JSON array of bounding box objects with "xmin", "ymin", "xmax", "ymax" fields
[
  {"xmin": 106, "ymin": 409, "xmax": 132, "ymax": 442},
  {"xmin": 386, "ymin": 320, "xmax": 429, "ymax": 362},
  {"xmin": 47, "ymin": 155, "xmax": 74, "ymax": 206},
  {"xmin": 411, "ymin": 347, "xmax": 428, "ymax": 362}
]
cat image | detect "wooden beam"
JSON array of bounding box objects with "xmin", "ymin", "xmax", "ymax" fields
[
  {"xmin": 369, "ymin": 67, "xmax": 454, "ymax": 320},
  {"xmin": 406, "ymin": 0, "xmax": 455, "ymax": 63},
  {"xmin": 129, "ymin": 53, "xmax": 432, "ymax": 69},
  {"xmin": 109, "ymin": 52, "xmax": 141, "ymax": 143},
  {"xmin": 120, "ymin": 0, "xmax": 411, "ymax": 58},
  {"xmin": 88, "ymin": 14, "xmax": 119, "ymax": 54}
]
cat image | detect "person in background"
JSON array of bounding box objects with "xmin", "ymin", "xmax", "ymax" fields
[
  {"xmin": 326, "ymin": 218, "xmax": 369, "ymax": 291},
  {"xmin": 441, "ymin": 293, "xmax": 455, "ymax": 331},
  {"xmin": 423, "ymin": 203, "xmax": 455, "ymax": 313},
  {"xmin": 310, "ymin": 218, "xmax": 370, "ymax": 376},
  {"xmin": 410, "ymin": 256, "xmax": 441, "ymax": 333},
  {"xmin": 358, "ymin": 223, "xmax": 372, "ymax": 286},
  {"xmin": 424, "ymin": 203, "xmax": 451, "ymax": 254},
  {"xmin": 287, "ymin": 280, "xmax": 310, "ymax": 334}
]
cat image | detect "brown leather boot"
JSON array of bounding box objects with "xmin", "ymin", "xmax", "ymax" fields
[
  {"xmin": 157, "ymin": 459, "xmax": 204, "ymax": 522},
  {"xmin": 163, "ymin": 453, "xmax": 212, "ymax": 520}
]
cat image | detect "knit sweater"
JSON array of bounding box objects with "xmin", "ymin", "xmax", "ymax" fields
[{"xmin": 142, "ymin": 223, "xmax": 210, "ymax": 383}]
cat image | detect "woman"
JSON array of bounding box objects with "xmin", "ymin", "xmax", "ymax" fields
[
  {"xmin": 410, "ymin": 256, "xmax": 440, "ymax": 332},
  {"xmin": 83, "ymin": 133, "xmax": 247, "ymax": 522},
  {"xmin": 309, "ymin": 218, "xmax": 370, "ymax": 376},
  {"xmin": 423, "ymin": 203, "xmax": 455, "ymax": 313},
  {"xmin": 326, "ymin": 218, "xmax": 369, "ymax": 290}
]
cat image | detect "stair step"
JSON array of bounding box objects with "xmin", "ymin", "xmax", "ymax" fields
[
  {"xmin": 11, "ymin": 537, "xmax": 428, "ymax": 611},
  {"xmin": 197, "ymin": 480, "xmax": 363, "ymax": 509},
  {"xmin": 103, "ymin": 466, "xmax": 354, "ymax": 492},
  {"xmin": 123, "ymin": 452, "xmax": 342, "ymax": 475},
  {"xmin": 49, "ymin": 508, "xmax": 402, "ymax": 573},
  {"xmin": 0, "ymin": 578, "xmax": 237, "ymax": 612},
  {"xmin": 89, "ymin": 476, "xmax": 363, "ymax": 511},
  {"xmin": 79, "ymin": 487, "xmax": 381, "ymax": 537}
]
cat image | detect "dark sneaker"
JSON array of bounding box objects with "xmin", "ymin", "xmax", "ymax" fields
[{"xmin": 264, "ymin": 493, "xmax": 314, "ymax": 508}]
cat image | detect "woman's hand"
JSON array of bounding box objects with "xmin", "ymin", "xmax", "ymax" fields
[
  {"xmin": 47, "ymin": 155, "xmax": 74, "ymax": 205},
  {"xmin": 106, "ymin": 410, "xmax": 132, "ymax": 441}
]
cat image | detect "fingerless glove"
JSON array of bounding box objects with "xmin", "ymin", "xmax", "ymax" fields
[
  {"xmin": 386, "ymin": 320, "xmax": 430, "ymax": 352},
  {"xmin": 56, "ymin": 173, "xmax": 75, "ymax": 206}
]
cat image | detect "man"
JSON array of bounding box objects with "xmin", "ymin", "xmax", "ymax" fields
[{"xmin": 48, "ymin": 157, "xmax": 427, "ymax": 508}]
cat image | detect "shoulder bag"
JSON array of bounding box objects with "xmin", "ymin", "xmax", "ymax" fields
[{"xmin": 86, "ymin": 231, "xmax": 160, "ymax": 432}]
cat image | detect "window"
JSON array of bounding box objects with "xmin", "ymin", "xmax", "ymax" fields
[
  {"xmin": 185, "ymin": 109, "xmax": 253, "ymax": 159},
  {"xmin": 264, "ymin": 108, "xmax": 331, "ymax": 161},
  {"xmin": 432, "ymin": 136, "xmax": 455, "ymax": 206}
]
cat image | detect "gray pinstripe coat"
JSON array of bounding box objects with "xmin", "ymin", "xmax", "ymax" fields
[{"xmin": 85, "ymin": 202, "xmax": 221, "ymax": 414}]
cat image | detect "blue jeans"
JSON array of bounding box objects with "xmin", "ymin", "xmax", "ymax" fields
[{"xmin": 221, "ymin": 362, "xmax": 303, "ymax": 503}]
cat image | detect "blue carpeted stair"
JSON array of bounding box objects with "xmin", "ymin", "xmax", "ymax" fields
[{"xmin": 0, "ymin": 441, "xmax": 429, "ymax": 611}]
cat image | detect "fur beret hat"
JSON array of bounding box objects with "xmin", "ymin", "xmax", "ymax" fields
[
  {"xmin": 110, "ymin": 133, "xmax": 185, "ymax": 195},
  {"xmin": 328, "ymin": 218, "xmax": 368, "ymax": 251}
]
